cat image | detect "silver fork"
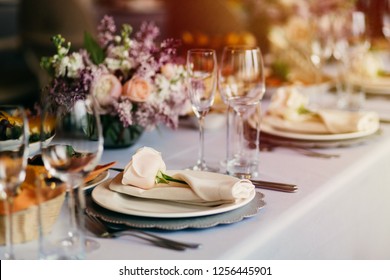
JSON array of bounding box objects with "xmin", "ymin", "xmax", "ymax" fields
[{"xmin": 85, "ymin": 212, "xmax": 201, "ymax": 251}]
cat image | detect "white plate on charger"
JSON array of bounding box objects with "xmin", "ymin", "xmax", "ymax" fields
[
  {"xmin": 83, "ymin": 171, "xmax": 110, "ymax": 191},
  {"xmin": 91, "ymin": 180, "xmax": 256, "ymax": 218},
  {"xmin": 261, "ymin": 118, "xmax": 379, "ymax": 141}
]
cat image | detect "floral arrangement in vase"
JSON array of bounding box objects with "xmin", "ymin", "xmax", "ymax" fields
[{"xmin": 40, "ymin": 15, "xmax": 188, "ymax": 148}]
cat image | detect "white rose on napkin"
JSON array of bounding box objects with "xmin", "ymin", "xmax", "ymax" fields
[
  {"xmin": 122, "ymin": 147, "xmax": 167, "ymax": 189},
  {"xmin": 263, "ymin": 86, "xmax": 379, "ymax": 134},
  {"xmin": 111, "ymin": 170, "xmax": 254, "ymax": 206},
  {"xmin": 114, "ymin": 146, "xmax": 255, "ymax": 206}
]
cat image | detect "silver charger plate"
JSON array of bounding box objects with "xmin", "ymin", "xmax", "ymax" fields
[{"xmin": 85, "ymin": 191, "xmax": 265, "ymax": 230}]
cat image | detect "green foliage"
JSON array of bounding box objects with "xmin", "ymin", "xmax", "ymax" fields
[
  {"xmin": 297, "ymin": 105, "xmax": 312, "ymax": 115},
  {"xmin": 271, "ymin": 60, "xmax": 290, "ymax": 81},
  {"xmin": 40, "ymin": 34, "xmax": 71, "ymax": 75},
  {"xmin": 84, "ymin": 32, "xmax": 105, "ymax": 64}
]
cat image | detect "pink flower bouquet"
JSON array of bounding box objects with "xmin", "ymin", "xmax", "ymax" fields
[{"xmin": 41, "ymin": 15, "xmax": 188, "ymax": 147}]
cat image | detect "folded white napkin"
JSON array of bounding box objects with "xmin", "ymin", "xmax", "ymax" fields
[
  {"xmin": 264, "ymin": 110, "xmax": 379, "ymax": 134},
  {"xmin": 263, "ymin": 87, "xmax": 380, "ymax": 134},
  {"xmin": 109, "ymin": 170, "xmax": 255, "ymax": 206}
]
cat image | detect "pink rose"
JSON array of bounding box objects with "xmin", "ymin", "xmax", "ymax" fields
[
  {"xmin": 91, "ymin": 74, "xmax": 122, "ymax": 111},
  {"xmin": 122, "ymin": 76, "xmax": 152, "ymax": 102}
]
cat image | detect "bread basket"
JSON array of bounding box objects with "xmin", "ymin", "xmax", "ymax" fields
[
  {"xmin": 0, "ymin": 192, "xmax": 65, "ymax": 245},
  {"xmin": 0, "ymin": 165, "xmax": 66, "ymax": 245}
]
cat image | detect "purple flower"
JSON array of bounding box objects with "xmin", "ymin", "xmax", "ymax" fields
[{"xmin": 97, "ymin": 15, "xmax": 117, "ymax": 48}]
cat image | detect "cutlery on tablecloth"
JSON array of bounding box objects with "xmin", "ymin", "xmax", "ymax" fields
[
  {"xmin": 85, "ymin": 211, "xmax": 201, "ymax": 251},
  {"xmin": 250, "ymin": 180, "xmax": 298, "ymax": 193},
  {"xmin": 109, "ymin": 167, "xmax": 298, "ymax": 193}
]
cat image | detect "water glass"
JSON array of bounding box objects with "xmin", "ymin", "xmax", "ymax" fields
[
  {"xmin": 226, "ymin": 101, "xmax": 261, "ymax": 178},
  {"xmin": 219, "ymin": 46, "xmax": 265, "ymax": 178}
]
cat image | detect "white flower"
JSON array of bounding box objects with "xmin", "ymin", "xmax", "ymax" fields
[
  {"xmin": 122, "ymin": 147, "xmax": 167, "ymax": 189},
  {"xmin": 104, "ymin": 57, "xmax": 122, "ymax": 71},
  {"xmin": 54, "ymin": 52, "xmax": 84, "ymax": 78},
  {"xmin": 268, "ymin": 86, "xmax": 313, "ymax": 121},
  {"xmin": 58, "ymin": 47, "xmax": 69, "ymax": 56}
]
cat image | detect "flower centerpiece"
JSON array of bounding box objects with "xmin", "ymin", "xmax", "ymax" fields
[{"xmin": 40, "ymin": 15, "xmax": 188, "ymax": 148}]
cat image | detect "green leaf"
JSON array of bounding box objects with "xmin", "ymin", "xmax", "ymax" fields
[
  {"xmin": 297, "ymin": 105, "xmax": 312, "ymax": 115},
  {"xmin": 84, "ymin": 32, "xmax": 105, "ymax": 64},
  {"xmin": 271, "ymin": 60, "xmax": 290, "ymax": 81},
  {"xmin": 40, "ymin": 56, "xmax": 54, "ymax": 75},
  {"xmin": 161, "ymin": 173, "xmax": 188, "ymax": 185},
  {"xmin": 155, "ymin": 170, "xmax": 188, "ymax": 186}
]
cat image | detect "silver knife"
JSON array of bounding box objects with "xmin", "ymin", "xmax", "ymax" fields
[{"xmin": 250, "ymin": 180, "xmax": 298, "ymax": 193}]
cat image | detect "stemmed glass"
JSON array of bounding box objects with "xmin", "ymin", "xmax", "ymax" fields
[
  {"xmin": 333, "ymin": 10, "xmax": 370, "ymax": 110},
  {"xmin": 382, "ymin": 0, "xmax": 390, "ymax": 42},
  {"xmin": 307, "ymin": 13, "xmax": 334, "ymax": 107},
  {"xmin": 218, "ymin": 46, "xmax": 265, "ymax": 178},
  {"xmin": 40, "ymin": 97, "xmax": 103, "ymax": 259},
  {"xmin": 0, "ymin": 105, "xmax": 29, "ymax": 259},
  {"xmin": 186, "ymin": 49, "xmax": 218, "ymax": 171},
  {"xmin": 309, "ymin": 14, "xmax": 334, "ymax": 76}
]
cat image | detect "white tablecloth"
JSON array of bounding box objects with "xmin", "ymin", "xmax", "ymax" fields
[{"xmin": 3, "ymin": 104, "xmax": 390, "ymax": 260}]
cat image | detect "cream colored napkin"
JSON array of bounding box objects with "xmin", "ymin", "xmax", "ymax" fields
[
  {"xmin": 109, "ymin": 170, "xmax": 255, "ymax": 206},
  {"xmin": 262, "ymin": 87, "xmax": 379, "ymax": 134}
]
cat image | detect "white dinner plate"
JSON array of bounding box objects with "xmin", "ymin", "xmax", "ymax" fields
[
  {"xmin": 261, "ymin": 120, "xmax": 379, "ymax": 141},
  {"xmin": 83, "ymin": 171, "xmax": 110, "ymax": 191},
  {"xmin": 65, "ymin": 171, "xmax": 110, "ymax": 191},
  {"xmin": 0, "ymin": 136, "xmax": 53, "ymax": 156},
  {"xmin": 91, "ymin": 180, "xmax": 256, "ymax": 218}
]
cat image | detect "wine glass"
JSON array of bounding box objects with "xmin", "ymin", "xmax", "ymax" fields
[
  {"xmin": 307, "ymin": 13, "xmax": 334, "ymax": 107},
  {"xmin": 186, "ymin": 49, "xmax": 218, "ymax": 171},
  {"xmin": 218, "ymin": 46, "xmax": 265, "ymax": 178},
  {"xmin": 0, "ymin": 105, "xmax": 29, "ymax": 259},
  {"xmin": 309, "ymin": 13, "xmax": 334, "ymax": 75},
  {"xmin": 333, "ymin": 10, "xmax": 370, "ymax": 110},
  {"xmin": 39, "ymin": 97, "xmax": 103, "ymax": 259},
  {"xmin": 382, "ymin": 0, "xmax": 390, "ymax": 42}
]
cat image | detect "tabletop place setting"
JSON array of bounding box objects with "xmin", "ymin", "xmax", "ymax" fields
[{"xmin": 1, "ymin": 1, "xmax": 390, "ymax": 266}]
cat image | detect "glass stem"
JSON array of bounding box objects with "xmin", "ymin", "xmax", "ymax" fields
[
  {"xmin": 4, "ymin": 196, "xmax": 15, "ymax": 260},
  {"xmin": 67, "ymin": 178, "xmax": 80, "ymax": 238},
  {"xmin": 225, "ymin": 106, "xmax": 230, "ymax": 168},
  {"xmin": 197, "ymin": 115, "xmax": 205, "ymax": 167},
  {"xmin": 236, "ymin": 112, "xmax": 244, "ymax": 159}
]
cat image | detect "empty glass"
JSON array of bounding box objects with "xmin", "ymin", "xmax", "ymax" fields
[
  {"xmin": 186, "ymin": 49, "xmax": 218, "ymax": 171},
  {"xmin": 219, "ymin": 46, "xmax": 265, "ymax": 178},
  {"xmin": 0, "ymin": 105, "xmax": 29, "ymax": 259},
  {"xmin": 333, "ymin": 10, "xmax": 370, "ymax": 111},
  {"xmin": 39, "ymin": 97, "xmax": 103, "ymax": 259}
]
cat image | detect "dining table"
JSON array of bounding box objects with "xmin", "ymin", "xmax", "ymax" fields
[{"xmin": 2, "ymin": 95, "xmax": 390, "ymax": 261}]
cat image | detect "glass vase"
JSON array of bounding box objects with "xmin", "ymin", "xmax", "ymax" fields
[{"xmin": 100, "ymin": 115, "xmax": 144, "ymax": 149}]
